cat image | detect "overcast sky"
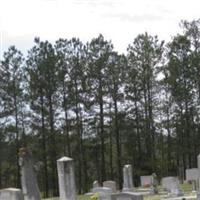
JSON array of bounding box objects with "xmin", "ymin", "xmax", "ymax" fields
[{"xmin": 1, "ymin": 0, "xmax": 200, "ymax": 58}]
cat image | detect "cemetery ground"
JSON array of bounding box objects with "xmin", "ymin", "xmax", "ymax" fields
[
  {"xmin": 4, "ymin": 150, "xmax": 199, "ymax": 200},
  {"xmin": 42, "ymin": 183, "xmax": 193, "ymax": 200}
]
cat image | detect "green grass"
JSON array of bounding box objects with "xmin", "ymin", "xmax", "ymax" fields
[
  {"xmin": 43, "ymin": 183, "xmax": 195, "ymax": 200},
  {"xmin": 181, "ymin": 182, "xmax": 193, "ymax": 193}
]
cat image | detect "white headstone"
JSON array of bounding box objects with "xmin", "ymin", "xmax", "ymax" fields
[
  {"xmin": 19, "ymin": 148, "xmax": 41, "ymax": 200},
  {"xmin": 140, "ymin": 174, "xmax": 158, "ymax": 194},
  {"xmin": 186, "ymin": 168, "xmax": 199, "ymax": 192},
  {"xmin": 186, "ymin": 168, "xmax": 199, "ymax": 181},
  {"xmin": 140, "ymin": 176, "xmax": 152, "ymax": 187},
  {"xmin": 0, "ymin": 188, "xmax": 24, "ymax": 200},
  {"xmin": 103, "ymin": 181, "xmax": 117, "ymax": 193},
  {"xmin": 57, "ymin": 156, "xmax": 76, "ymax": 200},
  {"xmin": 122, "ymin": 164, "xmax": 134, "ymax": 192}
]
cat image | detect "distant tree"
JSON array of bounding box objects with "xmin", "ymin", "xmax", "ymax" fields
[
  {"xmin": 26, "ymin": 38, "xmax": 59, "ymax": 197},
  {"xmin": 126, "ymin": 33, "xmax": 164, "ymax": 173},
  {"xmin": 1, "ymin": 46, "xmax": 24, "ymax": 187},
  {"xmin": 106, "ymin": 52, "xmax": 126, "ymax": 188},
  {"xmin": 87, "ymin": 34, "xmax": 113, "ymax": 183},
  {"xmin": 165, "ymin": 34, "xmax": 195, "ymax": 177}
]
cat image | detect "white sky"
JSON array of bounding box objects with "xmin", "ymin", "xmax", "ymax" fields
[{"xmin": 1, "ymin": 0, "xmax": 200, "ymax": 58}]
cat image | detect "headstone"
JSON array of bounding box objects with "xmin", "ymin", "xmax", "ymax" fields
[
  {"xmin": 140, "ymin": 174, "xmax": 158, "ymax": 194},
  {"xmin": 140, "ymin": 176, "xmax": 152, "ymax": 187},
  {"xmin": 161, "ymin": 176, "xmax": 183, "ymax": 197},
  {"xmin": 19, "ymin": 147, "xmax": 41, "ymax": 200},
  {"xmin": 186, "ymin": 168, "xmax": 199, "ymax": 191},
  {"xmin": 103, "ymin": 181, "xmax": 117, "ymax": 193},
  {"xmin": 197, "ymin": 154, "xmax": 200, "ymax": 200},
  {"xmin": 111, "ymin": 192, "xmax": 143, "ymax": 200},
  {"xmin": 93, "ymin": 180, "xmax": 100, "ymax": 188},
  {"xmin": 186, "ymin": 168, "xmax": 199, "ymax": 181},
  {"xmin": 92, "ymin": 187, "xmax": 112, "ymax": 200},
  {"xmin": 0, "ymin": 188, "xmax": 24, "ymax": 200},
  {"xmin": 122, "ymin": 164, "xmax": 134, "ymax": 192},
  {"xmin": 57, "ymin": 156, "xmax": 76, "ymax": 200}
]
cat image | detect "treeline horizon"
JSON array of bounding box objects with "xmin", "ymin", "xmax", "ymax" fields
[{"xmin": 1, "ymin": 19, "xmax": 200, "ymax": 197}]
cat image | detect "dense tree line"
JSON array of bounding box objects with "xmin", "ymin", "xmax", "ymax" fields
[{"xmin": 1, "ymin": 19, "xmax": 200, "ymax": 197}]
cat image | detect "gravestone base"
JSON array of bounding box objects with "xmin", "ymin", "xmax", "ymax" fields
[
  {"xmin": 92, "ymin": 187, "xmax": 112, "ymax": 200},
  {"xmin": 168, "ymin": 188, "xmax": 183, "ymax": 198},
  {"xmin": 111, "ymin": 192, "xmax": 143, "ymax": 200},
  {"xmin": 122, "ymin": 188, "xmax": 135, "ymax": 192},
  {"xmin": 0, "ymin": 188, "xmax": 24, "ymax": 200}
]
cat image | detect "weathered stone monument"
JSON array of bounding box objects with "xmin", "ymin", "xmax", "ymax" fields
[
  {"xmin": 92, "ymin": 187, "xmax": 112, "ymax": 200},
  {"xmin": 103, "ymin": 181, "xmax": 117, "ymax": 193},
  {"xmin": 122, "ymin": 164, "xmax": 134, "ymax": 192},
  {"xmin": 0, "ymin": 188, "xmax": 24, "ymax": 200},
  {"xmin": 162, "ymin": 176, "xmax": 183, "ymax": 197},
  {"xmin": 57, "ymin": 156, "xmax": 76, "ymax": 200},
  {"xmin": 19, "ymin": 147, "xmax": 41, "ymax": 200},
  {"xmin": 186, "ymin": 168, "xmax": 199, "ymax": 192}
]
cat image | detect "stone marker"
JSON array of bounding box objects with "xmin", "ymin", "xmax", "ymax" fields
[
  {"xmin": 140, "ymin": 174, "xmax": 158, "ymax": 194},
  {"xmin": 103, "ymin": 181, "xmax": 117, "ymax": 193},
  {"xmin": 186, "ymin": 168, "xmax": 199, "ymax": 191},
  {"xmin": 19, "ymin": 147, "xmax": 41, "ymax": 200},
  {"xmin": 197, "ymin": 154, "xmax": 200, "ymax": 200},
  {"xmin": 92, "ymin": 187, "xmax": 112, "ymax": 200},
  {"xmin": 57, "ymin": 156, "xmax": 76, "ymax": 200},
  {"xmin": 162, "ymin": 176, "xmax": 183, "ymax": 197},
  {"xmin": 0, "ymin": 188, "xmax": 24, "ymax": 200},
  {"xmin": 122, "ymin": 164, "xmax": 134, "ymax": 192},
  {"xmin": 111, "ymin": 192, "xmax": 143, "ymax": 200},
  {"xmin": 140, "ymin": 176, "xmax": 152, "ymax": 187},
  {"xmin": 186, "ymin": 168, "xmax": 199, "ymax": 181},
  {"xmin": 93, "ymin": 180, "xmax": 100, "ymax": 188}
]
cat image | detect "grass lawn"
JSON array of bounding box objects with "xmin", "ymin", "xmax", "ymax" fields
[{"xmin": 43, "ymin": 183, "xmax": 194, "ymax": 200}]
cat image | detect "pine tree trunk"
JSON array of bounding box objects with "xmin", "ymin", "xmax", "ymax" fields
[
  {"xmin": 113, "ymin": 94, "xmax": 122, "ymax": 189},
  {"xmin": 13, "ymin": 87, "xmax": 20, "ymax": 188},
  {"xmin": 99, "ymin": 77, "xmax": 106, "ymax": 183},
  {"xmin": 40, "ymin": 93, "xmax": 49, "ymax": 198},
  {"xmin": 62, "ymin": 81, "xmax": 71, "ymax": 156},
  {"xmin": 48, "ymin": 94, "xmax": 58, "ymax": 196},
  {"xmin": 109, "ymin": 102, "xmax": 113, "ymax": 179}
]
